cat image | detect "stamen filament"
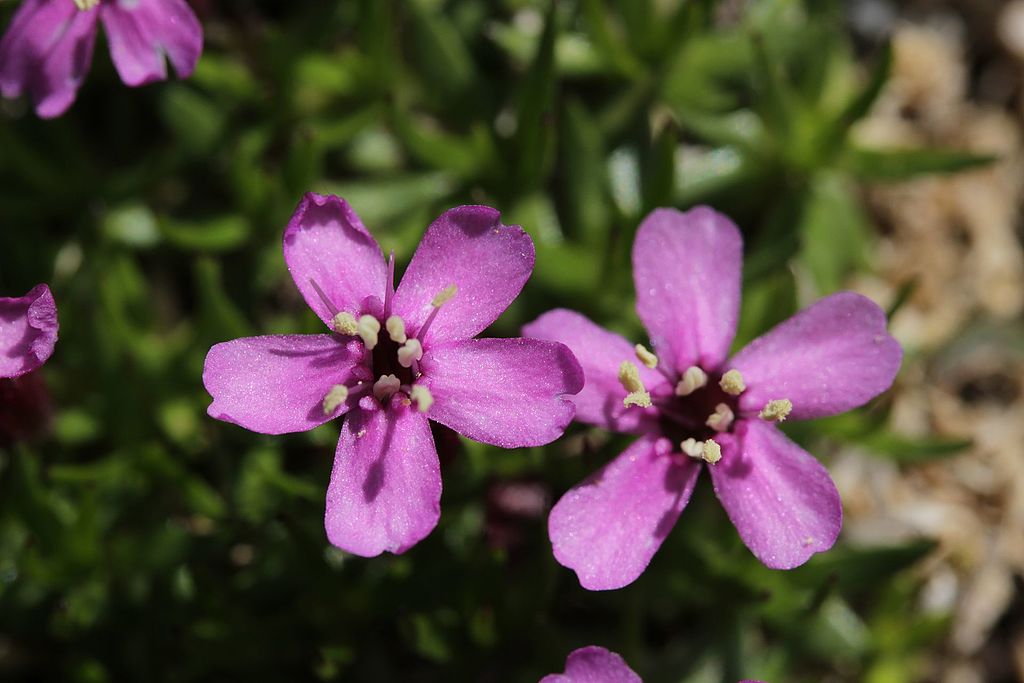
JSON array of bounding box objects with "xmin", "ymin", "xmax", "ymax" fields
[
  {"xmin": 416, "ymin": 283, "xmax": 458, "ymax": 342},
  {"xmin": 309, "ymin": 278, "xmax": 339, "ymax": 319},
  {"xmin": 384, "ymin": 250, "xmax": 396, "ymax": 317}
]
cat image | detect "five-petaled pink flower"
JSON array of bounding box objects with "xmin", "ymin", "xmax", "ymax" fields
[
  {"xmin": 1, "ymin": 284, "xmax": 59, "ymax": 378},
  {"xmin": 541, "ymin": 646, "xmax": 640, "ymax": 683},
  {"xmin": 0, "ymin": 0, "xmax": 203, "ymax": 118},
  {"xmin": 524, "ymin": 206, "xmax": 902, "ymax": 590},
  {"xmin": 203, "ymin": 193, "xmax": 583, "ymax": 556}
]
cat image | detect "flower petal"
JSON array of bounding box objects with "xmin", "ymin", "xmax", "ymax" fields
[
  {"xmin": 203, "ymin": 334, "xmax": 363, "ymax": 434},
  {"xmin": 709, "ymin": 419, "xmax": 842, "ymax": 569},
  {"xmin": 0, "ymin": 0, "xmax": 98, "ymax": 119},
  {"xmin": 0, "ymin": 284, "xmax": 59, "ymax": 378},
  {"xmin": 324, "ymin": 401, "xmax": 440, "ymax": 556},
  {"xmin": 729, "ymin": 292, "xmax": 902, "ymax": 421},
  {"xmin": 282, "ymin": 193, "xmax": 388, "ymax": 327},
  {"xmin": 392, "ymin": 206, "xmax": 534, "ymax": 345},
  {"xmin": 548, "ymin": 434, "xmax": 701, "ymax": 590},
  {"xmin": 100, "ymin": 0, "xmax": 203, "ymax": 87},
  {"xmin": 632, "ymin": 206, "xmax": 742, "ymax": 373},
  {"xmin": 419, "ymin": 337, "xmax": 583, "ymax": 448},
  {"xmin": 540, "ymin": 646, "xmax": 642, "ymax": 683},
  {"xmin": 522, "ymin": 309, "xmax": 666, "ymax": 434}
]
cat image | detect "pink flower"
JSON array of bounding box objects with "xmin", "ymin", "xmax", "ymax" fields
[
  {"xmin": 524, "ymin": 207, "xmax": 902, "ymax": 590},
  {"xmin": 541, "ymin": 647, "xmax": 640, "ymax": 683},
  {"xmin": 0, "ymin": 0, "xmax": 202, "ymax": 119},
  {"xmin": 1, "ymin": 284, "xmax": 59, "ymax": 378},
  {"xmin": 203, "ymin": 193, "xmax": 583, "ymax": 556}
]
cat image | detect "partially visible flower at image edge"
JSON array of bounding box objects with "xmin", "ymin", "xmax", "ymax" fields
[
  {"xmin": 524, "ymin": 206, "xmax": 902, "ymax": 590},
  {"xmin": 0, "ymin": 284, "xmax": 59, "ymax": 379},
  {"xmin": 540, "ymin": 646, "xmax": 766, "ymax": 683},
  {"xmin": 203, "ymin": 193, "xmax": 583, "ymax": 556},
  {"xmin": 0, "ymin": 0, "xmax": 203, "ymax": 118}
]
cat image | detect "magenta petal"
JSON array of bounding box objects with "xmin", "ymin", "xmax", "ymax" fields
[
  {"xmin": 282, "ymin": 193, "xmax": 388, "ymax": 327},
  {"xmin": 540, "ymin": 646, "xmax": 642, "ymax": 683},
  {"xmin": 729, "ymin": 292, "xmax": 902, "ymax": 421},
  {"xmin": 0, "ymin": 0, "xmax": 98, "ymax": 118},
  {"xmin": 0, "ymin": 284, "xmax": 59, "ymax": 378},
  {"xmin": 419, "ymin": 337, "xmax": 583, "ymax": 448},
  {"xmin": 100, "ymin": 0, "xmax": 203, "ymax": 87},
  {"xmin": 710, "ymin": 419, "xmax": 841, "ymax": 569},
  {"xmin": 632, "ymin": 206, "xmax": 742, "ymax": 373},
  {"xmin": 549, "ymin": 434, "xmax": 701, "ymax": 590},
  {"xmin": 324, "ymin": 401, "xmax": 441, "ymax": 556},
  {"xmin": 203, "ymin": 334, "xmax": 363, "ymax": 434},
  {"xmin": 523, "ymin": 309, "xmax": 666, "ymax": 434},
  {"xmin": 392, "ymin": 206, "xmax": 534, "ymax": 345}
]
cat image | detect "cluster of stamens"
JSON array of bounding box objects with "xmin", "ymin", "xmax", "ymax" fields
[
  {"xmin": 311, "ymin": 255, "xmax": 455, "ymax": 416},
  {"xmin": 615, "ymin": 343, "xmax": 792, "ymax": 465}
]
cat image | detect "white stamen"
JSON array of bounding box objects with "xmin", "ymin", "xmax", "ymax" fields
[
  {"xmin": 759, "ymin": 398, "xmax": 793, "ymax": 422},
  {"xmin": 719, "ymin": 369, "xmax": 746, "ymax": 396},
  {"xmin": 74, "ymin": 0, "xmax": 99, "ymax": 10},
  {"xmin": 675, "ymin": 366, "xmax": 708, "ymax": 396},
  {"xmin": 322, "ymin": 385, "xmax": 349, "ymax": 415},
  {"xmin": 681, "ymin": 438, "xmax": 704, "ymax": 458},
  {"xmin": 397, "ymin": 339, "xmax": 423, "ymax": 368},
  {"xmin": 634, "ymin": 344, "xmax": 658, "ymax": 369},
  {"xmin": 385, "ymin": 315, "xmax": 407, "ymax": 343},
  {"xmin": 431, "ymin": 284, "xmax": 458, "ymax": 308},
  {"xmin": 409, "ymin": 385, "xmax": 434, "ymax": 412},
  {"xmin": 618, "ymin": 361, "xmax": 651, "ymax": 408},
  {"xmin": 357, "ymin": 315, "xmax": 381, "ymax": 350},
  {"xmin": 705, "ymin": 403, "xmax": 734, "ymax": 432},
  {"xmin": 372, "ymin": 374, "xmax": 401, "ymax": 402},
  {"xmin": 702, "ymin": 438, "xmax": 722, "ymax": 464},
  {"xmin": 332, "ymin": 311, "xmax": 359, "ymax": 336}
]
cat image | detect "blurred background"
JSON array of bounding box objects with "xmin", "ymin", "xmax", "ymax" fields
[{"xmin": 1, "ymin": 0, "xmax": 1023, "ymax": 681}]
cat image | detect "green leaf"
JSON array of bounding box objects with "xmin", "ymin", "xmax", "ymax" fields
[
  {"xmin": 161, "ymin": 215, "xmax": 250, "ymax": 252},
  {"xmin": 512, "ymin": 3, "xmax": 558, "ymax": 192},
  {"xmin": 843, "ymin": 147, "xmax": 998, "ymax": 180},
  {"xmin": 860, "ymin": 432, "xmax": 972, "ymax": 464},
  {"xmin": 406, "ymin": 0, "xmax": 476, "ymax": 96},
  {"xmin": 798, "ymin": 174, "xmax": 870, "ymax": 293},
  {"xmin": 816, "ymin": 43, "xmax": 892, "ymax": 157}
]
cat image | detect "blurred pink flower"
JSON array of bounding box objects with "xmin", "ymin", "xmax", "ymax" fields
[
  {"xmin": 541, "ymin": 647, "xmax": 640, "ymax": 683},
  {"xmin": 525, "ymin": 206, "xmax": 902, "ymax": 590},
  {"xmin": 0, "ymin": 0, "xmax": 202, "ymax": 118},
  {"xmin": 1, "ymin": 284, "xmax": 58, "ymax": 378},
  {"xmin": 204, "ymin": 193, "xmax": 582, "ymax": 556}
]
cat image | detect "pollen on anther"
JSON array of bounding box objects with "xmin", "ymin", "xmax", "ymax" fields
[
  {"xmin": 675, "ymin": 366, "xmax": 708, "ymax": 396},
  {"xmin": 431, "ymin": 284, "xmax": 458, "ymax": 308},
  {"xmin": 322, "ymin": 385, "xmax": 349, "ymax": 415},
  {"xmin": 385, "ymin": 315, "xmax": 407, "ymax": 343},
  {"xmin": 702, "ymin": 438, "xmax": 722, "ymax": 464},
  {"xmin": 372, "ymin": 374, "xmax": 401, "ymax": 401},
  {"xmin": 618, "ymin": 361, "xmax": 652, "ymax": 408},
  {"xmin": 397, "ymin": 339, "xmax": 423, "ymax": 368},
  {"xmin": 719, "ymin": 369, "xmax": 746, "ymax": 396},
  {"xmin": 759, "ymin": 398, "xmax": 793, "ymax": 422},
  {"xmin": 705, "ymin": 403, "xmax": 734, "ymax": 432},
  {"xmin": 410, "ymin": 385, "xmax": 434, "ymax": 412},
  {"xmin": 634, "ymin": 344, "xmax": 658, "ymax": 369},
  {"xmin": 74, "ymin": 0, "xmax": 99, "ymax": 9},
  {"xmin": 332, "ymin": 312, "xmax": 359, "ymax": 336},
  {"xmin": 681, "ymin": 437, "xmax": 704, "ymax": 458},
  {"xmin": 357, "ymin": 315, "xmax": 381, "ymax": 350}
]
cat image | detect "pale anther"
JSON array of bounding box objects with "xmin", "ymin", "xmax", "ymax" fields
[
  {"xmin": 372, "ymin": 374, "xmax": 401, "ymax": 401},
  {"xmin": 74, "ymin": 0, "xmax": 99, "ymax": 10},
  {"xmin": 409, "ymin": 385, "xmax": 434, "ymax": 413},
  {"xmin": 702, "ymin": 438, "xmax": 722, "ymax": 464},
  {"xmin": 681, "ymin": 438, "xmax": 704, "ymax": 458},
  {"xmin": 385, "ymin": 315, "xmax": 407, "ymax": 343},
  {"xmin": 357, "ymin": 315, "xmax": 381, "ymax": 350},
  {"xmin": 675, "ymin": 366, "xmax": 708, "ymax": 396},
  {"xmin": 332, "ymin": 312, "xmax": 359, "ymax": 336},
  {"xmin": 618, "ymin": 361, "xmax": 651, "ymax": 408},
  {"xmin": 759, "ymin": 398, "xmax": 793, "ymax": 422},
  {"xmin": 705, "ymin": 403, "xmax": 734, "ymax": 432},
  {"xmin": 431, "ymin": 284, "xmax": 458, "ymax": 308},
  {"xmin": 397, "ymin": 339, "xmax": 423, "ymax": 368},
  {"xmin": 634, "ymin": 344, "xmax": 658, "ymax": 369},
  {"xmin": 719, "ymin": 369, "xmax": 746, "ymax": 396},
  {"xmin": 322, "ymin": 385, "xmax": 349, "ymax": 415}
]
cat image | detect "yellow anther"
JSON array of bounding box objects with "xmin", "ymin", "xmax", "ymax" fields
[
  {"xmin": 675, "ymin": 366, "xmax": 708, "ymax": 396},
  {"xmin": 372, "ymin": 374, "xmax": 401, "ymax": 401},
  {"xmin": 409, "ymin": 385, "xmax": 434, "ymax": 413},
  {"xmin": 719, "ymin": 369, "xmax": 746, "ymax": 396},
  {"xmin": 431, "ymin": 284, "xmax": 458, "ymax": 308},
  {"xmin": 357, "ymin": 315, "xmax": 381, "ymax": 350},
  {"xmin": 681, "ymin": 438, "xmax": 704, "ymax": 458},
  {"xmin": 332, "ymin": 311, "xmax": 359, "ymax": 336},
  {"xmin": 74, "ymin": 0, "xmax": 99, "ymax": 10},
  {"xmin": 759, "ymin": 398, "xmax": 793, "ymax": 422},
  {"xmin": 634, "ymin": 343, "xmax": 658, "ymax": 369},
  {"xmin": 702, "ymin": 438, "xmax": 722, "ymax": 464},
  {"xmin": 623, "ymin": 391, "xmax": 652, "ymax": 408},
  {"xmin": 322, "ymin": 385, "xmax": 349, "ymax": 415},
  {"xmin": 705, "ymin": 403, "xmax": 734, "ymax": 432},
  {"xmin": 397, "ymin": 339, "xmax": 423, "ymax": 368},
  {"xmin": 618, "ymin": 361, "xmax": 652, "ymax": 408},
  {"xmin": 385, "ymin": 315, "xmax": 407, "ymax": 343}
]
